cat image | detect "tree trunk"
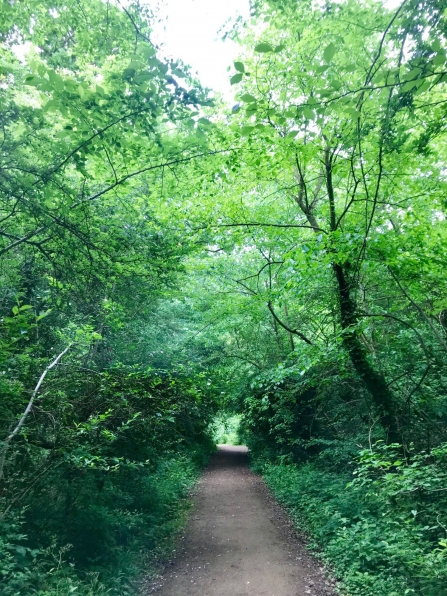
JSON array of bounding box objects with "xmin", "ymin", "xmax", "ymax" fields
[
  {"xmin": 293, "ymin": 150, "xmax": 400, "ymax": 443},
  {"xmin": 333, "ymin": 262, "xmax": 400, "ymax": 443}
]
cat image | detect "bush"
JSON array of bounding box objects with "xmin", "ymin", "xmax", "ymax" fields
[
  {"xmin": 0, "ymin": 367, "xmax": 216, "ymax": 595},
  {"xmin": 254, "ymin": 443, "xmax": 447, "ymax": 596},
  {"xmin": 0, "ymin": 447, "xmax": 210, "ymax": 596}
]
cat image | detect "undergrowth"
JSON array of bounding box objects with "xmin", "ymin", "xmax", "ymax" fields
[
  {"xmin": 251, "ymin": 443, "xmax": 447, "ymax": 596},
  {"xmin": 0, "ymin": 446, "xmax": 212, "ymax": 596}
]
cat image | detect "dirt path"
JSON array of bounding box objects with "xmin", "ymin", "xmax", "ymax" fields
[{"xmin": 152, "ymin": 445, "xmax": 336, "ymax": 596}]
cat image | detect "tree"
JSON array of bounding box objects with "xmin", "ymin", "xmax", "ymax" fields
[{"xmin": 181, "ymin": 0, "xmax": 447, "ymax": 445}]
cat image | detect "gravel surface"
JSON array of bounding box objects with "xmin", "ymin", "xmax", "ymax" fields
[{"xmin": 147, "ymin": 445, "xmax": 337, "ymax": 596}]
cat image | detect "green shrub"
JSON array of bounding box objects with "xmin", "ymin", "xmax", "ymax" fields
[
  {"xmin": 1, "ymin": 447, "xmax": 212, "ymax": 596},
  {"xmin": 255, "ymin": 443, "xmax": 447, "ymax": 596},
  {"xmin": 1, "ymin": 364, "xmax": 216, "ymax": 595}
]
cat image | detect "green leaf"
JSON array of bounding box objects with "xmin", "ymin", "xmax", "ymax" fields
[
  {"xmin": 405, "ymin": 67, "xmax": 422, "ymax": 80},
  {"xmin": 198, "ymin": 117, "xmax": 212, "ymax": 126},
  {"xmin": 402, "ymin": 80, "xmax": 417, "ymax": 92},
  {"xmin": 255, "ymin": 42, "xmax": 274, "ymax": 53},
  {"xmin": 128, "ymin": 61, "xmax": 143, "ymax": 70},
  {"xmin": 323, "ymin": 42, "xmax": 337, "ymax": 63},
  {"xmin": 330, "ymin": 79, "xmax": 342, "ymax": 90},
  {"xmin": 240, "ymin": 93, "xmax": 257, "ymax": 103},
  {"xmin": 234, "ymin": 61, "xmax": 245, "ymax": 73},
  {"xmin": 241, "ymin": 126, "xmax": 255, "ymax": 135},
  {"xmin": 24, "ymin": 75, "xmax": 43, "ymax": 87},
  {"xmin": 138, "ymin": 44, "xmax": 156, "ymax": 59},
  {"xmin": 48, "ymin": 70, "xmax": 64, "ymax": 92},
  {"xmin": 195, "ymin": 128, "xmax": 206, "ymax": 140},
  {"xmin": 303, "ymin": 107, "xmax": 315, "ymax": 119},
  {"xmin": 432, "ymin": 52, "xmax": 446, "ymax": 66},
  {"xmin": 37, "ymin": 309, "xmax": 52, "ymax": 321},
  {"xmin": 148, "ymin": 57, "xmax": 161, "ymax": 68},
  {"xmin": 134, "ymin": 73, "xmax": 152, "ymax": 84},
  {"xmin": 122, "ymin": 68, "xmax": 136, "ymax": 80},
  {"xmin": 414, "ymin": 80, "xmax": 431, "ymax": 94},
  {"xmin": 372, "ymin": 71, "xmax": 385, "ymax": 84},
  {"xmin": 345, "ymin": 107, "xmax": 361, "ymax": 119},
  {"xmin": 230, "ymin": 73, "xmax": 244, "ymax": 85}
]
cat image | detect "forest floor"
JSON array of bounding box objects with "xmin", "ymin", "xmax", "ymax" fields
[{"xmin": 146, "ymin": 445, "xmax": 337, "ymax": 596}]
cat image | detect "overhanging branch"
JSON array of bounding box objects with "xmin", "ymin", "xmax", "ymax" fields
[{"xmin": 267, "ymin": 301, "xmax": 313, "ymax": 345}]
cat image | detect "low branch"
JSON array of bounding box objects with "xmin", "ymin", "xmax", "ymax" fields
[
  {"xmin": 0, "ymin": 460, "xmax": 63, "ymax": 521},
  {"xmin": 406, "ymin": 365, "xmax": 430, "ymax": 404},
  {"xmin": 359, "ymin": 312, "xmax": 431, "ymax": 359},
  {"xmin": 0, "ymin": 225, "xmax": 48, "ymax": 256},
  {"xmin": 199, "ymin": 222, "xmax": 327, "ymax": 233},
  {"xmin": 236, "ymin": 261, "xmax": 283, "ymax": 284},
  {"xmin": 72, "ymin": 150, "xmax": 229, "ymax": 207},
  {"xmin": 0, "ymin": 150, "xmax": 229, "ymax": 258},
  {"xmin": 224, "ymin": 354, "xmax": 262, "ymax": 370},
  {"xmin": 387, "ymin": 266, "xmax": 447, "ymax": 352},
  {"xmin": 267, "ymin": 301, "xmax": 313, "ymax": 345},
  {"xmin": 0, "ymin": 345, "xmax": 72, "ymax": 480}
]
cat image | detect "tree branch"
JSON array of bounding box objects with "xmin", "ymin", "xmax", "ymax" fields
[
  {"xmin": 266, "ymin": 301, "xmax": 313, "ymax": 345},
  {"xmin": 0, "ymin": 150, "xmax": 229, "ymax": 258},
  {"xmin": 201, "ymin": 222, "xmax": 327, "ymax": 233},
  {"xmin": 387, "ymin": 267, "xmax": 447, "ymax": 352},
  {"xmin": 0, "ymin": 345, "xmax": 72, "ymax": 480}
]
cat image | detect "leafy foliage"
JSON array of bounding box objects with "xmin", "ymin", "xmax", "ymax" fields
[
  {"xmin": 256, "ymin": 442, "xmax": 447, "ymax": 596},
  {"xmin": 2, "ymin": 0, "xmax": 447, "ymax": 594}
]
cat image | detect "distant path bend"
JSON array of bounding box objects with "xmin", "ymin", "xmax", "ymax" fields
[{"xmin": 153, "ymin": 445, "xmax": 336, "ymax": 596}]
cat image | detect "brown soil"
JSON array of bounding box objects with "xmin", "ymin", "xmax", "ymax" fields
[{"xmin": 149, "ymin": 445, "xmax": 337, "ymax": 596}]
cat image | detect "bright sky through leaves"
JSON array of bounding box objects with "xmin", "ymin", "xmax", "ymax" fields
[{"xmin": 151, "ymin": 0, "xmax": 250, "ymax": 97}]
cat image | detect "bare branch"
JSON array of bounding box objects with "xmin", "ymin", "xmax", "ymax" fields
[{"xmin": 0, "ymin": 345, "xmax": 72, "ymax": 480}]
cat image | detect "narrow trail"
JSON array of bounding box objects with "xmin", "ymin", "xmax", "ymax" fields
[{"xmin": 152, "ymin": 445, "xmax": 336, "ymax": 596}]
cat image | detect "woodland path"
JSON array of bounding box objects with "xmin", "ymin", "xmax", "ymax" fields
[{"xmin": 152, "ymin": 445, "xmax": 336, "ymax": 596}]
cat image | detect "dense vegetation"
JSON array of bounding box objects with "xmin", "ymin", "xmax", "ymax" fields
[{"xmin": 1, "ymin": 0, "xmax": 447, "ymax": 594}]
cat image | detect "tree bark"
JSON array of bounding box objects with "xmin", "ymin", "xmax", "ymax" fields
[
  {"xmin": 332, "ymin": 262, "xmax": 400, "ymax": 443},
  {"xmin": 293, "ymin": 149, "xmax": 400, "ymax": 442}
]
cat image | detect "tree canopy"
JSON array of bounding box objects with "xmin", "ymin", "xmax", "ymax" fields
[{"xmin": 1, "ymin": 0, "xmax": 447, "ymax": 594}]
